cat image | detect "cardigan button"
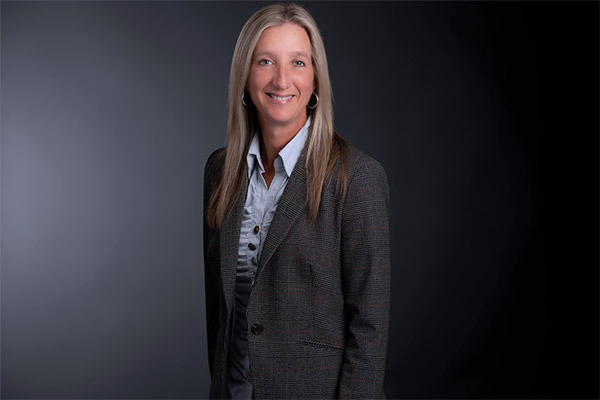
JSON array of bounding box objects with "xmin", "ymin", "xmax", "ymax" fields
[
  {"xmin": 248, "ymin": 243, "xmax": 256, "ymax": 251},
  {"xmin": 250, "ymin": 323, "xmax": 263, "ymax": 335},
  {"xmin": 253, "ymin": 226, "xmax": 259, "ymax": 234}
]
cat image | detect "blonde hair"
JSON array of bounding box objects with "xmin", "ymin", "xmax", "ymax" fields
[{"xmin": 206, "ymin": 3, "xmax": 346, "ymax": 228}]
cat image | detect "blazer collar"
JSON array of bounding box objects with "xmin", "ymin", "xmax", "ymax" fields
[{"xmin": 258, "ymin": 145, "xmax": 307, "ymax": 272}]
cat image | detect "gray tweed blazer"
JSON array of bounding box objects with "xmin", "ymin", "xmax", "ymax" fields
[{"xmin": 203, "ymin": 141, "xmax": 390, "ymax": 399}]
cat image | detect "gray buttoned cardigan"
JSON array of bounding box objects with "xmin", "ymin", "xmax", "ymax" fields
[{"xmin": 203, "ymin": 140, "xmax": 391, "ymax": 399}]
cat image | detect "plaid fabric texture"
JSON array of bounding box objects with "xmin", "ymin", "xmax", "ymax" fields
[{"xmin": 204, "ymin": 142, "xmax": 390, "ymax": 399}]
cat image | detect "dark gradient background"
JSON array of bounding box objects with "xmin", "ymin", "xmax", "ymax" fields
[{"xmin": 1, "ymin": 1, "xmax": 598, "ymax": 399}]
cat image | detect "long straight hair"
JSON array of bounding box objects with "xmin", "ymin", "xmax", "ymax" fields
[{"xmin": 206, "ymin": 3, "xmax": 347, "ymax": 228}]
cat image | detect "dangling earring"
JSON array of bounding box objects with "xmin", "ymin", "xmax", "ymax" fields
[
  {"xmin": 241, "ymin": 90, "xmax": 252, "ymax": 107},
  {"xmin": 307, "ymin": 92, "xmax": 319, "ymax": 109}
]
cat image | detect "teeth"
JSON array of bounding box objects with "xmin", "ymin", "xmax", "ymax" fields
[{"xmin": 269, "ymin": 94, "xmax": 293, "ymax": 101}]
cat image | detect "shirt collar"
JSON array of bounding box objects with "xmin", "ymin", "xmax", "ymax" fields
[{"xmin": 246, "ymin": 116, "xmax": 311, "ymax": 179}]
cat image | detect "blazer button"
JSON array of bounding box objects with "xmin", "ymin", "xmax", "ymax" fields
[
  {"xmin": 250, "ymin": 323, "xmax": 263, "ymax": 335},
  {"xmin": 248, "ymin": 243, "xmax": 256, "ymax": 251}
]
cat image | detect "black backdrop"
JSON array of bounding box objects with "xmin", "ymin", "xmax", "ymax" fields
[{"xmin": 1, "ymin": 1, "xmax": 598, "ymax": 398}]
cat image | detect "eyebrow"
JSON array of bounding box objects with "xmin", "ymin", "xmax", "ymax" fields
[{"xmin": 254, "ymin": 50, "xmax": 310, "ymax": 59}]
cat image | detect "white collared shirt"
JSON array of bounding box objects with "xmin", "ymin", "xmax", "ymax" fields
[
  {"xmin": 242, "ymin": 116, "xmax": 310, "ymax": 261},
  {"xmin": 227, "ymin": 116, "xmax": 311, "ymax": 399}
]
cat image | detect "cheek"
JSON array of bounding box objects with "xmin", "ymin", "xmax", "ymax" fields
[
  {"xmin": 297, "ymin": 74, "xmax": 314, "ymax": 95},
  {"xmin": 247, "ymin": 70, "xmax": 266, "ymax": 92},
  {"xmin": 303, "ymin": 70, "xmax": 315, "ymax": 93}
]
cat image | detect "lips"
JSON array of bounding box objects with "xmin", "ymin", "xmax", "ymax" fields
[{"xmin": 268, "ymin": 93, "xmax": 294, "ymax": 101}]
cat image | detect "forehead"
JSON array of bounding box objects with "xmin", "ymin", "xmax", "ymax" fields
[{"xmin": 253, "ymin": 23, "xmax": 311, "ymax": 57}]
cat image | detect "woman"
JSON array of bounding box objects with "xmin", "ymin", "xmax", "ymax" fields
[{"xmin": 203, "ymin": 3, "xmax": 390, "ymax": 399}]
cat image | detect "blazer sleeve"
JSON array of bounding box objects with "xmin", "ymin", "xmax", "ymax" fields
[
  {"xmin": 338, "ymin": 157, "xmax": 391, "ymax": 399},
  {"xmin": 203, "ymin": 149, "xmax": 222, "ymax": 377}
]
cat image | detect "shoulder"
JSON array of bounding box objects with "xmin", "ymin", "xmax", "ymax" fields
[
  {"xmin": 204, "ymin": 147, "xmax": 226, "ymax": 195},
  {"xmin": 338, "ymin": 142, "xmax": 390, "ymax": 220},
  {"xmin": 343, "ymin": 142, "xmax": 388, "ymax": 188},
  {"xmin": 205, "ymin": 147, "xmax": 226, "ymax": 172},
  {"xmin": 204, "ymin": 147, "xmax": 226, "ymax": 181}
]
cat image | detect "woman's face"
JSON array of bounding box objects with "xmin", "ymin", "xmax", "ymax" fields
[{"xmin": 247, "ymin": 23, "xmax": 315, "ymax": 132}]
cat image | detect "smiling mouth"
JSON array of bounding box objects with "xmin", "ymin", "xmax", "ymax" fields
[{"xmin": 268, "ymin": 93, "xmax": 294, "ymax": 101}]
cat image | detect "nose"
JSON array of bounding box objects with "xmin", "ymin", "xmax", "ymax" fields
[{"xmin": 272, "ymin": 65, "xmax": 290, "ymax": 89}]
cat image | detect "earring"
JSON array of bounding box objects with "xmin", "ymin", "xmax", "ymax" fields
[
  {"xmin": 241, "ymin": 90, "xmax": 252, "ymax": 107},
  {"xmin": 307, "ymin": 92, "xmax": 319, "ymax": 109}
]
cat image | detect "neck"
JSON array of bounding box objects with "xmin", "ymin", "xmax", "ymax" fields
[{"xmin": 259, "ymin": 115, "xmax": 307, "ymax": 173}]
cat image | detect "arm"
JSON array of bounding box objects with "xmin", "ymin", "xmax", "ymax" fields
[
  {"xmin": 203, "ymin": 149, "xmax": 222, "ymax": 377},
  {"xmin": 338, "ymin": 157, "xmax": 391, "ymax": 399}
]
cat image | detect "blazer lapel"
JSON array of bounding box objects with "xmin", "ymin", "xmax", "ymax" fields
[
  {"xmin": 219, "ymin": 179, "xmax": 248, "ymax": 313},
  {"xmin": 258, "ymin": 149, "xmax": 307, "ymax": 273}
]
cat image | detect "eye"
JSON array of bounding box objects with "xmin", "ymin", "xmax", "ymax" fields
[
  {"xmin": 259, "ymin": 59, "xmax": 273, "ymax": 65},
  {"xmin": 293, "ymin": 60, "xmax": 306, "ymax": 67}
]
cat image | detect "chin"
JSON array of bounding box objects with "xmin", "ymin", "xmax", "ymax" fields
[{"xmin": 263, "ymin": 112, "xmax": 303, "ymax": 127}]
